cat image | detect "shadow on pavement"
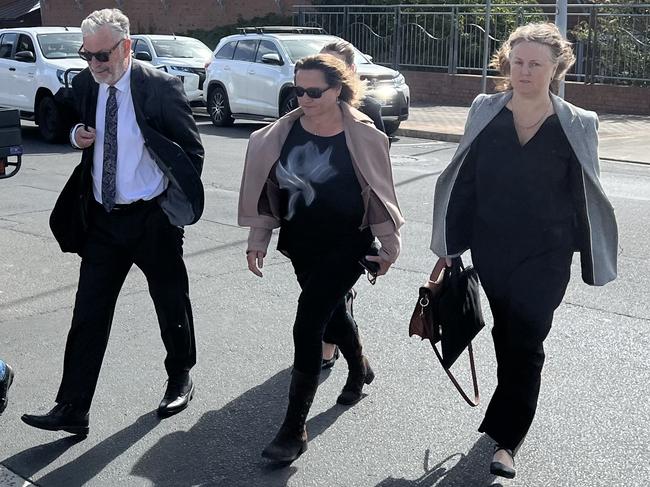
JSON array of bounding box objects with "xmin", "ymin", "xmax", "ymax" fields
[
  {"xmin": 196, "ymin": 121, "xmax": 266, "ymax": 140},
  {"xmin": 3, "ymin": 411, "xmax": 161, "ymax": 486},
  {"xmin": 130, "ymin": 367, "xmax": 346, "ymax": 487},
  {"xmin": 1, "ymin": 435, "xmax": 86, "ymax": 482},
  {"xmin": 375, "ymin": 434, "xmax": 498, "ymax": 487}
]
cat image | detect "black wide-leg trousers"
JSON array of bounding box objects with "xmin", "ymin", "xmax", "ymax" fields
[
  {"xmin": 56, "ymin": 200, "xmax": 196, "ymax": 410},
  {"xmin": 471, "ymin": 226, "xmax": 574, "ymax": 451}
]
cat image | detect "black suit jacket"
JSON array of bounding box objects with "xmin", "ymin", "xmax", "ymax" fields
[{"xmin": 50, "ymin": 61, "xmax": 205, "ymax": 254}]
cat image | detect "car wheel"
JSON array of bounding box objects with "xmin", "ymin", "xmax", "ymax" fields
[
  {"xmin": 279, "ymin": 93, "xmax": 298, "ymax": 117},
  {"xmin": 37, "ymin": 96, "xmax": 65, "ymax": 143},
  {"xmin": 383, "ymin": 120, "xmax": 401, "ymax": 136},
  {"xmin": 207, "ymin": 86, "xmax": 234, "ymax": 127}
]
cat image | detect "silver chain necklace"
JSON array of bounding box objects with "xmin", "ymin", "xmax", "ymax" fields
[{"xmin": 512, "ymin": 101, "xmax": 552, "ymax": 130}]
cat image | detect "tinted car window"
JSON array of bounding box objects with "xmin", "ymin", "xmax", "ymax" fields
[
  {"xmin": 37, "ymin": 33, "xmax": 83, "ymax": 59},
  {"xmin": 255, "ymin": 40, "xmax": 281, "ymax": 63},
  {"xmin": 215, "ymin": 41, "xmax": 237, "ymax": 60},
  {"xmin": 232, "ymin": 40, "xmax": 258, "ymax": 62},
  {"xmin": 16, "ymin": 34, "xmax": 35, "ymax": 56},
  {"xmin": 0, "ymin": 33, "xmax": 17, "ymax": 59},
  {"xmin": 133, "ymin": 39, "xmax": 152, "ymax": 55}
]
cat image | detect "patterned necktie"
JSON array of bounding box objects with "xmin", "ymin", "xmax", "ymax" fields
[{"xmin": 102, "ymin": 85, "xmax": 118, "ymax": 212}]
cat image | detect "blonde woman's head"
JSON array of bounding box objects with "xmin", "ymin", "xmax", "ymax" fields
[{"xmin": 491, "ymin": 22, "xmax": 576, "ymax": 93}]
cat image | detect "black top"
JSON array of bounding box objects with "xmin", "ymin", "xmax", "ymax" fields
[
  {"xmin": 275, "ymin": 119, "xmax": 371, "ymax": 257},
  {"xmin": 454, "ymin": 106, "xmax": 580, "ymax": 250},
  {"xmin": 359, "ymin": 95, "xmax": 385, "ymax": 134}
]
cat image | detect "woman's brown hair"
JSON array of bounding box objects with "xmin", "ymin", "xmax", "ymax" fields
[
  {"xmin": 491, "ymin": 22, "xmax": 576, "ymax": 92},
  {"xmin": 294, "ymin": 54, "xmax": 363, "ymax": 107},
  {"xmin": 320, "ymin": 40, "xmax": 356, "ymax": 67}
]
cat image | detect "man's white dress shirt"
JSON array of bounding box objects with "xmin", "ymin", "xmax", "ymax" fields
[{"xmin": 72, "ymin": 61, "xmax": 167, "ymax": 205}]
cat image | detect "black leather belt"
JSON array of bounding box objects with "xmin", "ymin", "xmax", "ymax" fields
[{"xmin": 93, "ymin": 198, "xmax": 157, "ymax": 213}]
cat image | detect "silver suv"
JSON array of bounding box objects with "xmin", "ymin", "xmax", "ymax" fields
[
  {"xmin": 203, "ymin": 27, "xmax": 410, "ymax": 134},
  {"xmin": 131, "ymin": 34, "xmax": 212, "ymax": 104}
]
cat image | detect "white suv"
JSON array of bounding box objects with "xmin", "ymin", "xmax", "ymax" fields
[
  {"xmin": 203, "ymin": 27, "xmax": 410, "ymax": 134},
  {"xmin": 0, "ymin": 27, "xmax": 85, "ymax": 142},
  {"xmin": 131, "ymin": 34, "xmax": 212, "ymax": 104}
]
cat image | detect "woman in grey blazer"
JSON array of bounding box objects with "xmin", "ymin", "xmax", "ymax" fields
[{"xmin": 430, "ymin": 23, "xmax": 617, "ymax": 479}]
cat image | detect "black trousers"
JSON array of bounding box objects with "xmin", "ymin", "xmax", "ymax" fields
[
  {"xmin": 56, "ymin": 200, "xmax": 196, "ymax": 410},
  {"xmin": 289, "ymin": 246, "xmax": 367, "ymax": 376},
  {"xmin": 471, "ymin": 223, "xmax": 574, "ymax": 451}
]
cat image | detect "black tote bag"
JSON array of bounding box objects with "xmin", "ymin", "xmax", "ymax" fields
[{"xmin": 410, "ymin": 257, "xmax": 485, "ymax": 406}]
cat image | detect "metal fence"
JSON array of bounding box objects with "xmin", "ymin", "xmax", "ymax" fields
[{"xmin": 294, "ymin": 3, "xmax": 650, "ymax": 85}]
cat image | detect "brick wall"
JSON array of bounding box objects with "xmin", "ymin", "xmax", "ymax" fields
[
  {"xmin": 40, "ymin": 0, "xmax": 302, "ymax": 34},
  {"xmin": 403, "ymin": 71, "xmax": 650, "ymax": 115}
]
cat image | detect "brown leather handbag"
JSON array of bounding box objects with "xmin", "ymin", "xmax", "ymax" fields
[{"xmin": 409, "ymin": 258, "xmax": 484, "ymax": 407}]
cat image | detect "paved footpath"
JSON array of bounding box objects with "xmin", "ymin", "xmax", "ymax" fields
[{"xmin": 398, "ymin": 104, "xmax": 650, "ymax": 165}]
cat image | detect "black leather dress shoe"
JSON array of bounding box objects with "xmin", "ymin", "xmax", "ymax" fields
[
  {"xmin": 21, "ymin": 403, "xmax": 89, "ymax": 436},
  {"xmin": 158, "ymin": 374, "xmax": 194, "ymax": 418},
  {"xmin": 0, "ymin": 363, "xmax": 14, "ymax": 415}
]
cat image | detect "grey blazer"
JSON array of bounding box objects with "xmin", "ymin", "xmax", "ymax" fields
[{"xmin": 431, "ymin": 91, "xmax": 618, "ymax": 286}]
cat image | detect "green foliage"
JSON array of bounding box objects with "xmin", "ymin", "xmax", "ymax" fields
[
  {"xmin": 182, "ymin": 13, "xmax": 293, "ymax": 50},
  {"xmin": 570, "ymin": 4, "xmax": 650, "ymax": 84}
]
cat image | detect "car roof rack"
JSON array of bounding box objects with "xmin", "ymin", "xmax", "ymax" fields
[{"xmin": 237, "ymin": 26, "xmax": 326, "ymax": 35}]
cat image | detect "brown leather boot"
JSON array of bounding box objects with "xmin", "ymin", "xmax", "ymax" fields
[
  {"xmin": 262, "ymin": 369, "xmax": 319, "ymax": 462},
  {"xmin": 337, "ymin": 354, "xmax": 374, "ymax": 405}
]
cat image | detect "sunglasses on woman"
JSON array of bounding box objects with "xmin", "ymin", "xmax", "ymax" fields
[
  {"xmin": 294, "ymin": 86, "xmax": 331, "ymax": 99},
  {"xmin": 78, "ymin": 38, "xmax": 124, "ymax": 63}
]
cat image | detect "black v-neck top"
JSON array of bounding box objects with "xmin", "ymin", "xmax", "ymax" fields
[{"xmin": 458, "ymin": 106, "xmax": 580, "ymax": 248}]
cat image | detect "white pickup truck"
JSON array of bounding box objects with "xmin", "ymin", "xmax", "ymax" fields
[{"xmin": 0, "ymin": 26, "xmax": 86, "ymax": 142}]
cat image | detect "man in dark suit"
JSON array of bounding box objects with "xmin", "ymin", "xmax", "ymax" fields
[{"xmin": 22, "ymin": 8, "xmax": 204, "ymax": 436}]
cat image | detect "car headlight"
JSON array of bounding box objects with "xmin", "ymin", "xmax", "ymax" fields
[
  {"xmin": 170, "ymin": 66, "xmax": 194, "ymax": 73},
  {"xmin": 57, "ymin": 69, "xmax": 78, "ymax": 85},
  {"xmin": 393, "ymin": 74, "xmax": 405, "ymax": 87}
]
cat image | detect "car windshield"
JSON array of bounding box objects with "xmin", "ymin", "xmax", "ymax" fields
[
  {"xmin": 37, "ymin": 33, "xmax": 83, "ymax": 59},
  {"xmin": 280, "ymin": 38, "xmax": 371, "ymax": 65},
  {"xmin": 151, "ymin": 38, "xmax": 212, "ymax": 59}
]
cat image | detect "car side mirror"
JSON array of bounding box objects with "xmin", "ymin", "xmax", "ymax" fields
[
  {"xmin": 135, "ymin": 51, "xmax": 152, "ymax": 62},
  {"xmin": 261, "ymin": 53, "xmax": 283, "ymax": 66},
  {"xmin": 364, "ymin": 53, "xmax": 373, "ymax": 61},
  {"xmin": 14, "ymin": 51, "xmax": 35, "ymax": 62}
]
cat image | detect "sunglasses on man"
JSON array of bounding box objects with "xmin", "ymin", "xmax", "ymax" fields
[
  {"xmin": 78, "ymin": 38, "xmax": 124, "ymax": 63},
  {"xmin": 294, "ymin": 86, "xmax": 331, "ymax": 99}
]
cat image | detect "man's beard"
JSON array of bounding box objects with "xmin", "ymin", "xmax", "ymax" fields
[{"xmin": 90, "ymin": 63, "xmax": 126, "ymax": 85}]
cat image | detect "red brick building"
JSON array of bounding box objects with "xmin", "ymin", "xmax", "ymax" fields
[{"xmin": 39, "ymin": 0, "xmax": 304, "ymax": 34}]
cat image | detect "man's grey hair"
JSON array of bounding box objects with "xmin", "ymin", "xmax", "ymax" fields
[{"xmin": 81, "ymin": 8, "xmax": 130, "ymax": 40}]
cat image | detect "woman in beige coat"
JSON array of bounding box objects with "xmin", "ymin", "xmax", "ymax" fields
[{"xmin": 238, "ymin": 54, "xmax": 404, "ymax": 462}]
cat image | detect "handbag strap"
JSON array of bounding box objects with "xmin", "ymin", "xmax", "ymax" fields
[{"xmin": 429, "ymin": 339, "xmax": 480, "ymax": 407}]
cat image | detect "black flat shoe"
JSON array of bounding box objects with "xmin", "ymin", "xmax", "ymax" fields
[
  {"xmin": 321, "ymin": 346, "xmax": 339, "ymax": 370},
  {"xmin": 158, "ymin": 374, "xmax": 194, "ymax": 418},
  {"xmin": 490, "ymin": 445, "xmax": 516, "ymax": 479},
  {"xmin": 21, "ymin": 403, "xmax": 89, "ymax": 436}
]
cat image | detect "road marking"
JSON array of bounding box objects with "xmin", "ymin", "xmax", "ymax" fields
[{"xmin": 0, "ymin": 465, "xmax": 34, "ymax": 486}]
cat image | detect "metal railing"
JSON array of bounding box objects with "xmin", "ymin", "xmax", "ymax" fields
[{"xmin": 294, "ymin": 3, "xmax": 650, "ymax": 85}]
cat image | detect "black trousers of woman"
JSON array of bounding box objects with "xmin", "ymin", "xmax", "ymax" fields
[
  {"xmin": 290, "ymin": 247, "xmax": 367, "ymax": 376},
  {"xmin": 471, "ymin": 222, "xmax": 574, "ymax": 451},
  {"xmin": 56, "ymin": 200, "xmax": 196, "ymax": 410}
]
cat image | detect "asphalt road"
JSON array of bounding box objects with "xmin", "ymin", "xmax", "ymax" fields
[{"xmin": 0, "ymin": 121, "xmax": 648, "ymax": 487}]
